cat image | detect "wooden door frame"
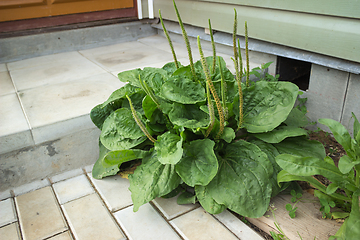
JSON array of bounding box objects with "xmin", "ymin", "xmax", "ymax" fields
[{"xmin": 0, "ymin": 0, "xmax": 138, "ymax": 34}]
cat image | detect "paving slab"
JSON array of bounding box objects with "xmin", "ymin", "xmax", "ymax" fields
[
  {"xmin": 13, "ymin": 178, "xmax": 50, "ymax": 196},
  {"xmin": 62, "ymin": 193, "xmax": 125, "ymax": 240},
  {"xmin": 0, "ymin": 63, "xmax": 7, "ymax": 72},
  {"xmin": 88, "ymin": 174, "xmax": 133, "ymax": 212},
  {"xmin": 0, "ymin": 71, "xmax": 15, "ymax": 96},
  {"xmin": 114, "ymin": 204, "xmax": 181, "ymax": 240},
  {"xmin": 48, "ymin": 231, "xmax": 73, "ymax": 240},
  {"xmin": 170, "ymin": 207, "xmax": 238, "ymax": 240},
  {"xmin": 152, "ymin": 195, "xmax": 200, "ymax": 220},
  {"xmin": 0, "ymin": 222, "xmax": 21, "ymax": 240},
  {"xmin": 53, "ymin": 175, "xmax": 94, "ymax": 204},
  {"xmin": 15, "ymin": 186, "xmax": 67, "ymax": 240},
  {"xmin": 50, "ymin": 168, "xmax": 84, "ymax": 183},
  {"xmin": 0, "ymin": 198, "xmax": 17, "ymax": 227}
]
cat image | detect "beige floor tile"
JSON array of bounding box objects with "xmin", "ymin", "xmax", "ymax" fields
[
  {"xmin": 0, "ymin": 222, "xmax": 21, "ymax": 240},
  {"xmin": 170, "ymin": 207, "xmax": 238, "ymax": 240},
  {"xmin": 0, "ymin": 198, "xmax": 17, "ymax": 227},
  {"xmin": 15, "ymin": 186, "xmax": 67, "ymax": 240},
  {"xmin": 152, "ymin": 196, "xmax": 199, "ymax": 220},
  {"xmin": 0, "ymin": 94, "xmax": 29, "ymax": 136},
  {"xmin": 13, "ymin": 179, "xmax": 50, "ymax": 196},
  {"xmin": 19, "ymin": 73, "xmax": 123, "ymax": 129},
  {"xmin": 48, "ymin": 231, "xmax": 73, "ymax": 240},
  {"xmin": 80, "ymin": 41, "xmax": 174, "ymax": 73},
  {"xmin": 213, "ymin": 210, "xmax": 264, "ymax": 240},
  {"xmin": 9, "ymin": 52, "xmax": 106, "ymax": 91},
  {"xmin": 53, "ymin": 175, "xmax": 94, "ymax": 204},
  {"xmin": 0, "ymin": 63, "xmax": 7, "ymax": 72},
  {"xmin": 0, "ymin": 71, "xmax": 15, "ymax": 96},
  {"xmin": 80, "ymin": 41, "xmax": 144, "ymax": 57},
  {"xmin": 114, "ymin": 204, "xmax": 181, "ymax": 240},
  {"xmin": 62, "ymin": 193, "xmax": 125, "ymax": 240},
  {"xmin": 88, "ymin": 174, "xmax": 132, "ymax": 212}
]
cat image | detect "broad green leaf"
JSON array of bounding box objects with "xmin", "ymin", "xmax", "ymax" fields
[
  {"xmin": 283, "ymin": 108, "xmax": 309, "ymax": 128},
  {"xmin": 118, "ymin": 68, "xmax": 142, "ymax": 86},
  {"xmin": 100, "ymin": 108, "xmax": 147, "ymax": 150},
  {"xmin": 155, "ymin": 131, "xmax": 183, "ymax": 165},
  {"xmin": 326, "ymin": 183, "xmax": 339, "ymax": 195},
  {"xmin": 194, "ymin": 56, "xmax": 234, "ymax": 83},
  {"xmin": 169, "ymin": 103, "xmax": 210, "ymax": 128},
  {"xmin": 172, "ymin": 66, "xmax": 193, "ymax": 79},
  {"xmin": 253, "ymin": 126, "xmax": 308, "ymax": 143},
  {"xmin": 177, "ymin": 191, "xmax": 196, "ymax": 205},
  {"xmin": 331, "ymin": 211, "xmax": 350, "ymax": 219},
  {"xmin": 121, "ymin": 91, "xmax": 146, "ymax": 115},
  {"xmin": 204, "ymin": 140, "xmax": 273, "ymax": 218},
  {"xmin": 160, "ymin": 77, "xmax": 205, "ymax": 104},
  {"xmin": 90, "ymin": 103, "xmax": 117, "ymax": 130},
  {"xmin": 274, "ymin": 137, "xmax": 326, "ymax": 160},
  {"xmin": 142, "ymin": 94, "xmax": 158, "ymax": 120},
  {"xmin": 92, "ymin": 142, "xmax": 116, "ymax": 179},
  {"xmin": 129, "ymin": 152, "xmax": 182, "ymax": 211},
  {"xmin": 318, "ymin": 118, "xmax": 352, "ymax": 154},
  {"xmin": 195, "ymin": 185, "xmax": 226, "ymax": 214},
  {"xmin": 250, "ymin": 139, "xmax": 282, "ymax": 196},
  {"xmin": 352, "ymin": 112, "xmax": 360, "ymax": 139},
  {"xmin": 162, "ymin": 61, "xmax": 183, "ymax": 75},
  {"xmin": 239, "ymin": 81, "xmax": 299, "ymax": 133},
  {"xmin": 175, "ymin": 139, "xmax": 218, "ymax": 187},
  {"xmin": 102, "ymin": 149, "xmax": 150, "ymax": 168},
  {"xmin": 338, "ymin": 155, "xmax": 360, "ymax": 174},
  {"xmin": 141, "ymin": 67, "xmax": 168, "ymax": 94},
  {"xmin": 343, "ymin": 193, "xmax": 360, "ymax": 240},
  {"xmin": 220, "ymin": 127, "xmax": 235, "ymax": 143},
  {"xmin": 275, "ymin": 154, "xmax": 357, "ymax": 192},
  {"xmin": 100, "ymin": 84, "xmax": 142, "ymax": 108}
]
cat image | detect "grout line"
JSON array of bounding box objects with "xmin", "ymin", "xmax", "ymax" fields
[
  {"xmin": 339, "ymin": 72, "xmax": 351, "ymax": 124},
  {"xmin": 12, "ymin": 196, "xmax": 24, "ymax": 240},
  {"xmin": 49, "ymin": 177, "xmax": 76, "ymax": 240},
  {"xmin": 210, "ymin": 212, "xmax": 242, "ymax": 240},
  {"xmin": 84, "ymin": 171, "xmax": 130, "ymax": 240}
]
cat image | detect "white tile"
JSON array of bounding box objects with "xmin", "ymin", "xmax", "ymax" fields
[
  {"xmin": 0, "ymin": 71, "xmax": 15, "ymax": 96},
  {"xmin": 62, "ymin": 193, "xmax": 125, "ymax": 240},
  {"xmin": 19, "ymin": 73, "xmax": 122, "ymax": 129},
  {"xmin": 0, "ymin": 94, "xmax": 29, "ymax": 137},
  {"xmin": 0, "ymin": 190, "xmax": 11, "ymax": 201},
  {"xmin": 9, "ymin": 52, "xmax": 106, "ymax": 91},
  {"xmin": 53, "ymin": 175, "xmax": 94, "ymax": 204},
  {"xmin": 114, "ymin": 204, "xmax": 181, "ymax": 240},
  {"xmin": 83, "ymin": 164, "xmax": 94, "ymax": 173},
  {"xmin": 48, "ymin": 231, "xmax": 73, "ymax": 240},
  {"xmin": 88, "ymin": 174, "xmax": 132, "ymax": 212},
  {"xmin": 50, "ymin": 169, "xmax": 84, "ymax": 183},
  {"xmin": 80, "ymin": 41, "xmax": 174, "ymax": 73},
  {"xmin": 80, "ymin": 41, "xmax": 144, "ymax": 57},
  {"xmin": 0, "ymin": 222, "xmax": 21, "ymax": 240},
  {"xmin": 170, "ymin": 207, "xmax": 238, "ymax": 240},
  {"xmin": 15, "ymin": 186, "xmax": 68, "ymax": 240},
  {"xmin": 152, "ymin": 195, "xmax": 199, "ymax": 220},
  {"xmin": 0, "ymin": 198, "xmax": 17, "ymax": 227},
  {"xmin": 13, "ymin": 178, "xmax": 50, "ymax": 196},
  {"xmin": 0, "ymin": 63, "xmax": 7, "ymax": 72},
  {"xmin": 213, "ymin": 210, "xmax": 264, "ymax": 240}
]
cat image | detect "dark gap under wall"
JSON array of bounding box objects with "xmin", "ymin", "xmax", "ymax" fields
[{"xmin": 276, "ymin": 56, "xmax": 311, "ymax": 91}]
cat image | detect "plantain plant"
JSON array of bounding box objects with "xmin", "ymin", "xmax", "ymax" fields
[{"xmin": 89, "ymin": 0, "xmax": 322, "ymax": 218}]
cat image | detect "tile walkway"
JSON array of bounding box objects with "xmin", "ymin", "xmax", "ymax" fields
[
  {"xmin": 0, "ymin": 166, "xmax": 264, "ymax": 240},
  {"xmin": 1, "ymin": 34, "xmax": 265, "ymax": 239}
]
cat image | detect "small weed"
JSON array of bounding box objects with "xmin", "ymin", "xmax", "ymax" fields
[
  {"xmin": 285, "ymin": 190, "xmax": 302, "ymax": 218},
  {"xmin": 319, "ymin": 198, "xmax": 336, "ymax": 219}
]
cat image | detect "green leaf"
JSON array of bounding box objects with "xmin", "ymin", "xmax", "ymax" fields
[
  {"xmin": 172, "ymin": 66, "xmax": 193, "ymax": 79},
  {"xmin": 338, "ymin": 155, "xmax": 360, "ymax": 174},
  {"xmin": 128, "ymin": 152, "xmax": 182, "ymax": 211},
  {"xmin": 101, "ymin": 84, "xmax": 142, "ymax": 109},
  {"xmin": 318, "ymin": 118, "xmax": 352, "ymax": 154},
  {"xmin": 154, "ymin": 131, "xmax": 183, "ymax": 165},
  {"xmin": 100, "ymin": 108, "xmax": 147, "ymax": 150},
  {"xmin": 175, "ymin": 139, "xmax": 218, "ymax": 187},
  {"xmin": 160, "ymin": 76, "xmax": 205, "ymax": 104},
  {"xmin": 169, "ymin": 103, "xmax": 210, "ymax": 129},
  {"xmin": 177, "ymin": 191, "xmax": 196, "ymax": 205},
  {"xmin": 332, "ymin": 211, "xmax": 350, "ymax": 219},
  {"xmin": 326, "ymin": 183, "xmax": 339, "ymax": 195},
  {"xmin": 204, "ymin": 140, "xmax": 273, "ymax": 218},
  {"xmin": 142, "ymin": 95, "xmax": 158, "ymax": 120},
  {"xmin": 253, "ymin": 126, "xmax": 308, "ymax": 143},
  {"xmin": 283, "ymin": 108, "xmax": 309, "ymax": 128},
  {"xmin": 219, "ymin": 127, "xmax": 235, "ymax": 143},
  {"xmin": 285, "ymin": 204, "xmax": 293, "ymax": 211},
  {"xmin": 195, "ymin": 185, "xmax": 226, "ymax": 214},
  {"xmin": 343, "ymin": 193, "xmax": 360, "ymax": 240},
  {"xmin": 162, "ymin": 61, "xmax": 183, "ymax": 75},
  {"xmin": 90, "ymin": 104, "xmax": 117, "ymax": 130},
  {"xmin": 275, "ymin": 154, "xmax": 357, "ymax": 192},
  {"xmin": 274, "ymin": 137, "xmax": 326, "ymax": 160},
  {"xmin": 118, "ymin": 68, "xmax": 142, "ymax": 87},
  {"xmin": 262, "ymin": 61, "xmax": 273, "ymax": 70},
  {"xmin": 239, "ymin": 81, "xmax": 299, "ymax": 133},
  {"xmin": 92, "ymin": 142, "xmax": 116, "ymax": 179},
  {"xmin": 102, "ymin": 149, "xmax": 150, "ymax": 168},
  {"xmin": 352, "ymin": 112, "xmax": 360, "ymax": 143}
]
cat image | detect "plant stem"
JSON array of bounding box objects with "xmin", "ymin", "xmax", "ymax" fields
[
  {"xmin": 218, "ymin": 56, "xmax": 228, "ymax": 121},
  {"xmin": 126, "ymin": 95, "xmax": 156, "ymax": 143},
  {"xmin": 159, "ymin": 9, "xmax": 179, "ymax": 69},
  {"xmin": 208, "ymin": 19, "xmax": 216, "ymax": 74},
  {"xmin": 198, "ymin": 36, "xmax": 224, "ymax": 139},
  {"xmin": 205, "ymin": 81, "xmax": 215, "ymax": 137},
  {"xmin": 233, "ymin": 9, "xmax": 240, "ymax": 83},
  {"xmin": 173, "ymin": 0, "xmax": 196, "ymax": 80},
  {"xmin": 237, "ymin": 38, "xmax": 244, "ymax": 130},
  {"xmin": 245, "ymin": 21, "xmax": 250, "ymax": 87},
  {"xmin": 138, "ymin": 75, "xmax": 160, "ymax": 108}
]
